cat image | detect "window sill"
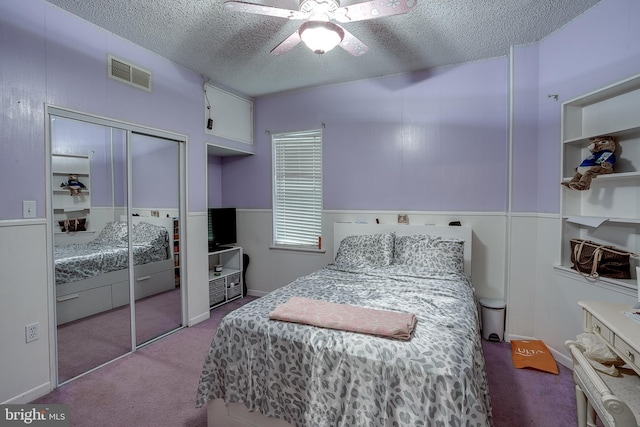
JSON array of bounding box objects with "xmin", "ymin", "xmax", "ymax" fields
[{"xmin": 269, "ymin": 245, "xmax": 326, "ymax": 254}]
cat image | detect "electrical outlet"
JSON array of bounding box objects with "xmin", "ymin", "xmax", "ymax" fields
[{"xmin": 25, "ymin": 322, "xmax": 39, "ymax": 343}]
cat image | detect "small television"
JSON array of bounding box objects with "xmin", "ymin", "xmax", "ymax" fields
[{"xmin": 208, "ymin": 208, "xmax": 237, "ymax": 252}]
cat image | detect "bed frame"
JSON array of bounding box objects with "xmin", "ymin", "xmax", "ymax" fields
[
  {"xmin": 206, "ymin": 222, "xmax": 474, "ymax": 427},
  {"xmin": 55, "ymin": 217, "xmax": 176, "ymax": 325}
]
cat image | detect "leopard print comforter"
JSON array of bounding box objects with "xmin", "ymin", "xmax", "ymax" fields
[{"xmin": 197, "ymin": 264, "xmax": 493, "ymax": 427}]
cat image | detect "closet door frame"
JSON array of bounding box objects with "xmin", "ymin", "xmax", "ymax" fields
[{"xmin": 45, "ymin": 105, "xmax": 187, "ymax": 386}]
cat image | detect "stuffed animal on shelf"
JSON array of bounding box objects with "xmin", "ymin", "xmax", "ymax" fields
[
  {"xmin": 561, "ymin": 136, "xmax": 616, "ymax": 191},
  {"xmin": 61, "ymin": 174, "xmax": 86, "ymax": 196}
]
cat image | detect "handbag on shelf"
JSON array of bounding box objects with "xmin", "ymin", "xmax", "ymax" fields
[
  {"xmin": 58, "ymin": 217, "xmax": 87, "ymax": 233},
  {"xmin": 570, "ymin": 238, "xmax": 636, "ymax": 279}
]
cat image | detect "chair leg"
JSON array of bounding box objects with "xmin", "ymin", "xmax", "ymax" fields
[
  {"xmin": 586, "ymin": 401, "xmax": 597, "ymax": 427},
  {"xmin": 575, "ymin": 384, "xmax": 587, "ymax": 427}
]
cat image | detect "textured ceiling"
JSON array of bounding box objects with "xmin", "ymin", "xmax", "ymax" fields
[{"xmin": 45, "ymin": 0, "xmax": 600, "ymax": 97}]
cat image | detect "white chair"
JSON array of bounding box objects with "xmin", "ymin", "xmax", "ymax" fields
[{"xmin": 565, "ymin": 340, "xmax": 640, "ymax": 427}]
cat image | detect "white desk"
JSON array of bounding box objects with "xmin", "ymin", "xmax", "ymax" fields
[{"xmin": 566, "ymin": 301, "xmax": 640, "ymax": 427}]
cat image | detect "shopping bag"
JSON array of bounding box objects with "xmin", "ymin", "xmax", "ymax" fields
[
  {"xmin": 511, "ymin": 340, "xmax": 558, "ymax": 375},
  {"xmin": 58, "ymin": 217, "xmax": 87, "ymax": 233},
  {"xmin": 570, "ymin": 238, "xmax": 635, "ymax": 279}
]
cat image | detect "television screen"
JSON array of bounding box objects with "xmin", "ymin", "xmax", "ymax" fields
[{"xmin": 208, "ymin": 208, "xmax": 237, "ymax": 251}]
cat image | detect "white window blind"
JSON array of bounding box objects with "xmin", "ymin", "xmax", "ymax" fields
[{"xmin": 272, "ymin": 129, "xmax": 323, "ymax": 249}]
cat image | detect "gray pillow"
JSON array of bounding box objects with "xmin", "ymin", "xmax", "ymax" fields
[
  {"xmin": 94, "ymin": 221, "xmax": 128, "ymax": 243},
  {"xmin": 334, "ymin": 232, "xmax": 395, "ymax": 266},
  {"xmin": 393, "ymin": 234, "xmax": 434, "ymax": 265},
  {"xmin": 394, "ymin": 235, "xmax": 464, "ymax": 273},
  {"xmin": 132, "ymin": 221, "xmax": 168, "ymax": 248}
]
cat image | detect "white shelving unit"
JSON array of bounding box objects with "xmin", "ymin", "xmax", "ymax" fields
[
  {"xmin": 52, "ymin": 153, "xmax": 91, "ymax": 233},
  {"xmin": 208, "ymin": 246, "xmax": 243, "ymax": 308},
  {"xmin": 173, "ymin": 218, "xmax": 180, "ymax": 287},
  {"xmin": 559, "ymin": 73, "xmax": 640, "ymax": 290}
]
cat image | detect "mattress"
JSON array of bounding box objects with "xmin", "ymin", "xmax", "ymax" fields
[
  {"xmin": 54, "ymin": 221, "xmax": 169, "ymax": 285},
  {"xmin": 196, "ymin": 263, "xmax": 493, "ymax": 427}
]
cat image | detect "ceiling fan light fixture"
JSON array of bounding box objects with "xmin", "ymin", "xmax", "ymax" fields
[{"xmin": 299, "ymin": 21, "xmax": 344, "ymax": 54}]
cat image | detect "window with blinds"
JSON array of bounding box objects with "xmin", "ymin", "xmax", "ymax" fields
[{"xmin": 272, "ymin": 129, "xmax": 323, "ymax": 249}]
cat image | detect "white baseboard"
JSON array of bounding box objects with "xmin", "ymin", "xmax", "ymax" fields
[
  {"xmin": 2, "ymin": 382, "xmax": 52, "ymax": 404},
  {"xmin": 247, "ymin": 289, "xmax": 268, "ymax": 297},
  {"xmin": 188, "ymin": 311, "xmax": 210, "ymax": 327}
]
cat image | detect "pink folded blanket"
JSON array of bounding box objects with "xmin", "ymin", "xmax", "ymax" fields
[{"xmin": 269, "ymin": 297, "xmax": 417, "ymax": 340}]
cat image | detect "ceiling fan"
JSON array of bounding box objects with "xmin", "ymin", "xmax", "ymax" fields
[{"xmin": 224, "ymin": 0, "xmax": 417, "ymax": 55}]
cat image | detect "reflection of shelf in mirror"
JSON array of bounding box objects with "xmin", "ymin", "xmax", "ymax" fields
[
  {"xmin": 564, "ymin": 215, "xmax": 640, "ymax": 225},
  {"xmin": 53, "ymin": 208, "xmax": 89, "ymax": 212},
  {"xmin": 54, "ymin": 230, "xmax": 94, "ymax": 235},
  {"xmin": 53, "ymin": 172, "xmax": 89, "ymax": 176}
]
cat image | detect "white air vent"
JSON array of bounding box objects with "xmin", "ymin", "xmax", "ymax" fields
[{"xmin": 107, "ymin": 54, "xmax": 152, "ymax": 92}]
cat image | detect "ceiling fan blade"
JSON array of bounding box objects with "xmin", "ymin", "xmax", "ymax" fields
[
  {"xmin": 333, "ymin": 0, "xmax": 416, "ymax": 23},
  {"xmin": 224, "ymin": 0, "xmax": 309, "ymax": 20},
  {"xmin": 270, "ymin": 30, "xmax": 302, "ymax": 55},
  {"xmin": 338, "ymin": 25, "xmax": 368, "ymax": 56}
]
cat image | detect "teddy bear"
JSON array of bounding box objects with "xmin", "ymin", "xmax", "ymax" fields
[
  {"xmin": 561, "ymin": 136, "xmax": 616, "ymax": 191},
  {"xmin": 61, "ymin": 174, "xmax": 87, "ymax": 196}
]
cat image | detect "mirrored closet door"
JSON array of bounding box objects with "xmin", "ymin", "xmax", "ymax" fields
[
  {"xmin": 48, "ymin": 109, "xmax": 185, "ymax": 385},
  {"xmin": 130, "ymin": 132, "xmax": 182, "ymax": 346}
]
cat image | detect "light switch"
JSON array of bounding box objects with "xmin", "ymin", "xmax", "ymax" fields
[{"xmin": 23, "ymin": 200, "xmax": 36, "ymax": 218}]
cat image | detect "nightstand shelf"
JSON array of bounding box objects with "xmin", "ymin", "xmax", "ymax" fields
[{"xmin": 208, "ymin": 246, "xmax": 243, "ymax": 309}]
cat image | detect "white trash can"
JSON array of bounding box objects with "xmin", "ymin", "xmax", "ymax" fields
[{"xmin": 479, "ymin": 298, "xmax": 506, "ymax": 342}]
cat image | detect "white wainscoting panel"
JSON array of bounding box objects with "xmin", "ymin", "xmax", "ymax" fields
[
  {"xmin": 236, "ymin": 209, "xmax": 507, "ymax": 302},
  {"xmin": 0, "ymin": 221, "xmax": 51, "ymax": 403}
]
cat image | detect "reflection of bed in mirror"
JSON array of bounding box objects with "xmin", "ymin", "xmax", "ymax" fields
[{"xmin": 55, "ymin": 217, "xmax": 175, "ymax": 325}]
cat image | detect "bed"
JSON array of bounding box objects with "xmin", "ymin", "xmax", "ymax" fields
[
  {"xmin": 197, "ymin": 223, "xmax": 493, "ymax": 427},
  {"xmin": 55, "ymin": 217, "xmax": 175, "ymax": 325}
]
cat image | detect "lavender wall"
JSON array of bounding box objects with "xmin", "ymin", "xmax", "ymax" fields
[
  {"xmin": 0, "ymin": 0, "xmax": 234, "ymax": 220},
  {"xmin": 511, "ymin": 44, "xmax": 540, "ymax": 213},
  {"xmin": 220, "ymin": 0, "xmax": 640, "ymax": 215},
  {"xmin": 0, "ymin": 0, "xmax": 47, "ymax": 219},
  {"xmin": 5, "ymin": 0, "xmax": 638, "ymax": 220},
  {"xmin": 222, "ymin": 60, "xmax": 509, "ymax": 212},
  {"xmin": 131, "ymin": 134, "xmax": 179, "ymax": 209},
  {"xmin": 536, "ymin": 0, "xmax": 640, "ymax": 213},
  {"xmin": 208, "ymin": 154, "xmax": 223, "ymax": 208}
]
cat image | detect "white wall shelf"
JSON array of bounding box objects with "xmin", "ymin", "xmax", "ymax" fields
[
  {"xmin": 554, "ymin": 265, "xmax": 638, "ymax": 293},
  {"xmin": 204, "ymin": 84, "xmax": 254, "ymax": 152},
  {"xmin": 560, "ymin": 73, "xmax": 640, "ymax": 289},
  {"xmin": 208, "ymin": 246, "xmax": 243, "ymax": 308}
]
